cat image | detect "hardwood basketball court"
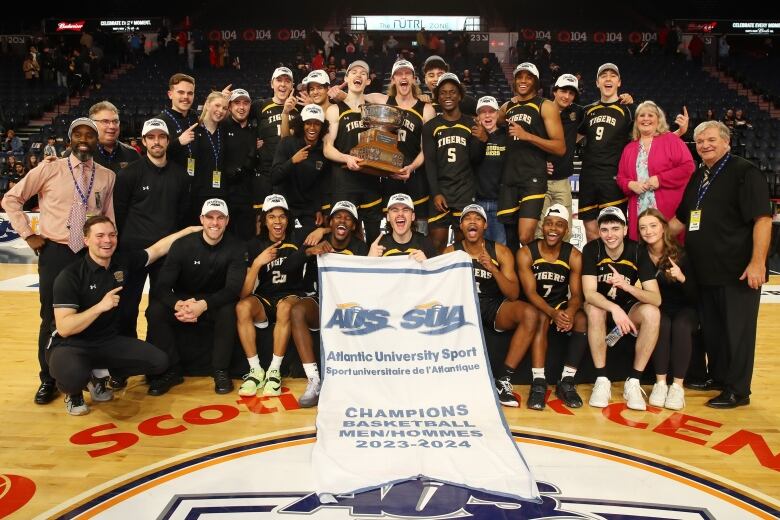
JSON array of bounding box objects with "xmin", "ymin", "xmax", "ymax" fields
[{"xmin": 1, "ymin": 261, "xmax": 778, "ymax": 519}]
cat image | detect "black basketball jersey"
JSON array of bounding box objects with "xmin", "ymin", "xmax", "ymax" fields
[
  {"xmin": 422, "ymin": 114, "xmax": 480, "ymax": 206},
  {"xmin": 582, "ymin": 238, "xmax": 655, "ymax": 309},
  {"xmin": 379, "ymin": 231, "xmax": 437, "ymax": 258},
  {"xmin": 254, "ymin": 98, "xmax": 299, "ymax": 173},
  {"xmin": 504, "ymin": 96, "xmax": 549, "ymax": 180},
  {"xmin": 579, "ymin": 101, "xmax": 633, "ymax": 178},
  {"xmin": 528, "ymin": 240, "xmax": 573, "ymax": 307},
  {"xmin": 333, "ymin": 101, "xmax": 366, "ymax": 154},
  {"xmin": 248, "ymin": 236, "xmax": 305, "ymax": 297},
  {"xmin": 387, "ymin": 97, "xmax": 426, "ymax": 165},
  {"xmin": 303, "ymin": 236, "xmax": 369, "ymax": 293},
  {"xmin": 455, "ymin": 240, "xmax": 502, "ymax": 301}
]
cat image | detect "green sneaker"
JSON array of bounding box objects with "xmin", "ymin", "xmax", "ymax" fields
[
  {"xmin": 238, "ymin": 367, "xmax": 266, "ymax": 396},
  {"xmin": 262, "ymin": 368, "xmax": 282, "ymax": 396}
]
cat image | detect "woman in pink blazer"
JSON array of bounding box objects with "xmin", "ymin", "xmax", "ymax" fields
[{"xmin": 617, "ymin": 101, "xmax": 695, "ymax": 240}]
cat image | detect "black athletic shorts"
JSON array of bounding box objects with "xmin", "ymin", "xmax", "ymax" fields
[
  {"xmin": 480, "ymin": 297, "xmax": 507, "ymax": 332},
  {"xmin": 383, "ymin": 173, "xmax": 430, "ymax": 219},
  {"xmin": 252, "ymin": 292, "xmax": 306, "ymax": 325},
  {"xmin": 577, "ymin": 175, "xmax": 627, "ymax": 222},
  {"xmin": 428, "ymin": 205, "xmax": 464, "ymax": 229},
  {"xmin": 497, "ymin": 175, "xmax": 546, "ymax": 223}
]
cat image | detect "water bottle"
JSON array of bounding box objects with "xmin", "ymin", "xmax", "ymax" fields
[{"xmin": 605, "ymin": 325, "xmax": 623, "ymax": 347}]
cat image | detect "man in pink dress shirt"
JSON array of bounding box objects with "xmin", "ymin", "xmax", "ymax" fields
[{"xmin": 2, "ymin": 117, "xmax": 115, "ymax": 405}]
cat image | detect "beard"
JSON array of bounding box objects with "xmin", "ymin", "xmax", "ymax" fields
[{"xmin": 73, "ymin": 149, "xmax": 92, "ymax": 162}]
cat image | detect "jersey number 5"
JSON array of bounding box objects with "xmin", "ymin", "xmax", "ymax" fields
[{"xmin": 447, "ymin": 148, "xmax": 456, "ymax": 163}]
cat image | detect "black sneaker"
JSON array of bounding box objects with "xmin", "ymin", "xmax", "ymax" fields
[
  {"xmin": 213, "ymin": 370, "xmax": 234, "ymax": 394},
  {"xmin": 527, "ymin": 378, "xmax": 548, "ymax": 410},
  {"xmin": 147, "ymin": 370, "xmax": 184, "ymax": 396},
  {"xmin": 496, "ymin": 377, "xmax": 519, "ymax": 407},
  {"xmin": 555, "ymin": 376, "xmax": 583, "ymax": 408},
  {"xmin": 109, "ymin": 375, "xmax": 128, "ymax": 389}
]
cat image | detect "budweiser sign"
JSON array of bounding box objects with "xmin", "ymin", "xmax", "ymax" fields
[{"xmin": 57, "ymin": 21, "xmax": 85, "ymax": 31}]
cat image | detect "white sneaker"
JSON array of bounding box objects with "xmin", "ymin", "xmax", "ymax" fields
[
  {"xmin": 589, "ymin": 377, "xmax": 612, "ymax": 408},
  {"xmin": 299, "ymin": 378, "xmax": 321, "ymax": 408},
  {"xmin": 65, "ymin": 393, "xmax": 90, "ymax": 416},
  {"xmin": 664, "ymin": 383, "xmax": 686, "ymax": 410},
  {"xmin": 623, "ymin": 378, "xmax": 647, "ymax": 411},
  {"xmin": 648, "ymin": 382, "xmax": 668, "ymax": 407},
  {"xmin": 238, "ymin": 367, "xmax": 265, "ymax": 396}
]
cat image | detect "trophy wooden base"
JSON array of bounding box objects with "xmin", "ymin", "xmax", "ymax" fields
[{"xmin": 350, "ymin": 128, "xmax": 404, "ymax": 177}]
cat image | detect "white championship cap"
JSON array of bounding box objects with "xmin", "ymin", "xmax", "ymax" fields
[
  {"xmin": 303, "ymin": 69, "xmax": 330, "ymax": 86},
  {"xmin": 477, "ymin": 96, "xmax": 499, "ymax": 111},
  {"xmin": 346, "ymin": 60, "xmax": 370, "ymax": 75},
  {"xmin": 68, "ymin": 117, "xmax": 99, "ymax": 140},
  {"xmin": 386, "ymin": 193, "xmax": 414, "ymax": 210},
  {"xmin": 228, "ymin": 88, "xmax": 251, "ymax": 102},
  {"xmin": 459, "ymin": 204, "xmax": 488, "ymax": 223},
  {"xmin": 201, "ymin": 198, "xmax": 229, "ymax": 216},
  {"xmin": 423, "ymin": 54, "xmax": 448, "ymax": 71},
  {"xmin": 553, "ymin": 74, "xmax": 579, "ymax": 92},
  {"xmin": 597, "ymin": 206, "xmax": 626, "ymax": 224},
  {"xmin": 436, "ymin": 72, "xmax": 461, "ymax": 87},
  {"xmin": 597, "ymin": 62, "xmax": 620, "ymax": 77},
  {"xmin": 300, "ymin": 104, "xmax": 325, "ymax": 123},
  {"xmin": 513, "ymin": 62, "xmax": 539, "ymax": 79},
  {"xmin": 141, "ymin": 118, "xmax": 169, "ymax": 137},
  {"xmin": 271, "ymin": 66, "xmax": 294, "ymax": 80},
  {"xmin": 544, "ymin": 203, "xmax": 570, "ymax": 223},
  {"xmin": 330, "ymin": 200, "xmax": 359, "ymax": 220},
  {"xmin": 262, "ymin": 194, "xmax": 289, "ymax": 211},
  {"xmin": 391, "ymin": 59, "xmax": 415, "ymax": 76}
]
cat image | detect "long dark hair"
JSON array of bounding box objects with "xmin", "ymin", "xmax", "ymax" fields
[
  {"xmin": 637, "ymin": 208, "xmax": 682, "ymax": 280},
  {"xmin": 256, "ymin": 206, "xmax": 292, "ymax": 241}
]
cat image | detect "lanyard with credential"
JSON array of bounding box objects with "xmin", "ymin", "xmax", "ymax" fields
[
  {"xmin": 67, "ymin": 159, "xmax": 96, "ymax": 206},
  {"xmin": 695, "ymin": 153, "xmax": 730, "ymax": 210},
  {"xmin": 164, "ymin": 109, "xmax": 194, "ymax": 157},
  {"xmin": 203, "ymin": 125, "xmax": 222, "ymax": 169}
]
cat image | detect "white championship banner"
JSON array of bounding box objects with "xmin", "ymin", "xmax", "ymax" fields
[{"xmin": 312, "ymin": 251, "xmax": 539, "ymax": 502}]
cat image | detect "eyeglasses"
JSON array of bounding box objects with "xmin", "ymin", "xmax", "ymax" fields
[{"xmin": 92, "ymin": 119, "xmax": 120, "ymax": 126}]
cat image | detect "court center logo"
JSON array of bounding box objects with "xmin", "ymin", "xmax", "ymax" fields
[{"xmin": 48, "ymin": 431, "xmax": 779, "ymax": 519}]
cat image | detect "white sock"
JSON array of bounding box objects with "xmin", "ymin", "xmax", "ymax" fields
[
  {"xmin": 92, "ymin": 368, "xmax": 110, "ymax": 378},
  {"xmin": 303, "ymin": 363, "xmax": 320, "ymax": 382},
  {"xmin": 269, "ymin": 354, "xmax": 284, "ymax": 372},
  {"xmin": 531, "ymin": 368, "xmax": 545, "ymax": 380},
  {"xmin": 561, "ymin": 366, "xmax": 577, "ymax": 379},
  {"xmin": 247, "ymin": 355, "xmax": 260, "ymax": 370}
]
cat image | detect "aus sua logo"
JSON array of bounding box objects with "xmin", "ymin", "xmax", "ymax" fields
[
  {"xmin": 325, "ymin": 301, "xmax": 471, "ymax": 336},
  {"xmin": 400, "ymin": 301, "xmax": 472, "ymax": 335},
  {"xmin": 401, "ymin": 301, "xmax": 472, "ymax": 335},
  {"xmin": 324, "ymin": 303, "xmax": 393, "ymax": 336}
]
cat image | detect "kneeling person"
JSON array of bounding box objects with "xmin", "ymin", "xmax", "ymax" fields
[
  {"xmin": 50, "ymin": 216, "xmax": 199, "ymax": 415},
  {"xmin": 517, "ymin": 204, "xmax": 588, "ymax": 409},
  {"xmin": 237, "ymin": 194, "xmax": 308, "ymax": 397},
  {"xmin": 583, "ymin": 206, "xmax": 661, "ymax": 410},
  {"xmin": 289, "ymin": 201, "xmax": 368, "ymax": 407},
  {"xmin": 444, "ymin": 204, "xmax": 538, "ymax": 407},
  {"xmin": 369, "ymin": 193, "xmax": 437, "ymax": 260},
  {"xmin": 146, "ymin": 199, "xmax": 247, "ymax": 395}
]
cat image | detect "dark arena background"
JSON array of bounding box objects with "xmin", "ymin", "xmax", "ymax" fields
[{"xmin": 0, "ymin": 1, "xmax": 779, "ymax": 518}]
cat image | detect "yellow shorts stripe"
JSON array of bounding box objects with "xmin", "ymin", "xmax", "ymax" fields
[{"xmin": 359, "ymin": 198, "xmax": 383, "ymax": 209}]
